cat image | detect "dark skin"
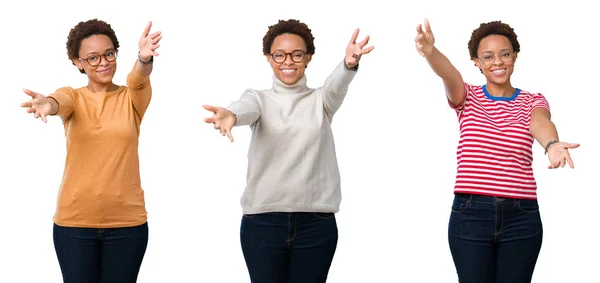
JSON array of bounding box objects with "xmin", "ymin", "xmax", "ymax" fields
[
  {"xmin": 416, "ymin": 19, "xmax": 579, "ymax": 169},
  {"xmin": 202, "ymin": 28, "xmax": 374, "ymax": 142},
  {"xmin": 20, "ymin": 21, "xmax": 162, "ymax": 122}
]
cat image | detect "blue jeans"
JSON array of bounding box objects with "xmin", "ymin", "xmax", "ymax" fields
[
  {"xmin": 53, "ymin": 222, "xmax": 149, "ymax": 283},
  {"xmin": 240, "ymin": 212, "xmax": 338, "ymax": 283},
  {"xmin": 448, "ymin": 194, "xmax": 543, "ymax": 283}
]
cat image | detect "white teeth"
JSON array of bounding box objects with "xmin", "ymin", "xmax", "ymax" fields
[
  {"xmin": 492, "ymin": 69, "xmax": 505, "ymax": 74},
  {"xmin": 282, "ymin": 69, "xmax": 295, "ymax": 74}
]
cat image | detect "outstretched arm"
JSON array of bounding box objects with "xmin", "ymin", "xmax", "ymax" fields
[
  {"xmin": 203, "ymin": 90, "xmax": 261, "ymax": 143},
  {"xmin": 322, "ymin": 28, "xmax": 374, "ymax": 116},
  {"xmin": 530, "ymin": 108, "xmax": 579, "ymax": 169},
  {"xmin": 416, "ymin": 19, "xmax": 465, "ymax": 107},
  {"xmin": 20, "ymin": 88, "xmax": 67, "ymax": 123},
  {"xmin": 128, "ymin": 21, "xmax": 162, "ymax": 119},
  {"xmin": 135, "ymin": 21, "xmax": 161, "ymax": 76}
]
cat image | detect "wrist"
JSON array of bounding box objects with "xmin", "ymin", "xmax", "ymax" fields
[
  {"xmin": 344, "ymin": 59, "xmax": 359, "ymax": 71},
  {"xmin": 544, "ymin": 139, "xmax": 559, "ymax": 155},
  {"xmin": 423, "ymin": 46, "xmax": 436, "ymax": 58},
  {"xmin": 138, "ymin": 52, "xmax": 153, "ymax": 65}
]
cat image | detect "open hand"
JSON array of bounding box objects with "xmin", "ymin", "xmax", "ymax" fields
[
  {"xmin": 547, "ymin": 142, "xmax": 580, "ymax": 169},
  {"xmin": 139, "ymin": 21, "xmax": 162, "ymax": 62},
  {"xmin": 20, "ymin": 88, "xmax": 53, "ymax": 123},
  {"xmin": 345, "ymin": 29, "xmax": 374, "ymax": 69},
  {"xmin": 203, "ymin": 105, "xmax": 237, "ymax": 142},
  {"xmin": 415, "ymin": 19, "xmax": 435, "ymax": 57}
]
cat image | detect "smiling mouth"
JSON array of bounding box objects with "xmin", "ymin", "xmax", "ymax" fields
[
  {"xmin": 281, "ymin": 69, "xmax": 296, "ymax": 75},
  {"xmin": 96, "ymin": 68, "xmax": 112, "ymax": 74},
  {"xmin": 491, "ymin": 68, "xmax": 506, "ymax": 75}
]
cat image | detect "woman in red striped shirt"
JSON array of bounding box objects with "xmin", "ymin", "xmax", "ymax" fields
[{"xmin": 415, "ymin": 19, "xmax": 579, "ymax": 283}]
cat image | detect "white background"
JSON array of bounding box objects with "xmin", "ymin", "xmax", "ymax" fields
[{"xmin": 1, "ymin": 0, "xmax": 598, "ymax": 282}]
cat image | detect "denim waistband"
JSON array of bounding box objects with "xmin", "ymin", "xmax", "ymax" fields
[{"xmin": 455, "ymin": 193, "xmax": 534, "ymax": 204}]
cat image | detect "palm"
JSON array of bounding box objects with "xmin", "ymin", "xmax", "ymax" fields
[
  {"xmin": 138, "ymin": 21, "xmax": 162, "ymax": 61},
  {"xmin": 21, "ymin": 88, "xmax": 52, "ymax": 123},
  {"xmin": 203, "ymin": 105, "xmax": 236, "ymax": 142},
  {"xmin": 547, "ymin": 142, "xmax": 580, "ymax": 169},
  {"xmin": 345, "ymin": 28, "xmax": 374, "ymax": 68},
  {"xmin": 415, "ymin": 19, "xmax": 435, "ymax": 57}
]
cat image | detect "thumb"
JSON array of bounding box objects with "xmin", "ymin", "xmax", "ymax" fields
[
  {"xmin": 203, "ymin": 104, "xmax": 218, "ymax": 112},
  {"xmin": 564, "ymin": 143, "xmax": 580, "ymax": 149},
  {"xmin": 424, "ymin": 18, "xmax": 432, "ymax": 33},
  {"xmin": 23, "ymin": 88, "xmax": 39, "ymax": 98}
]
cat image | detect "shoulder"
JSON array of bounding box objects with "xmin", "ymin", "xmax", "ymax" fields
[
  {"xmin": 51, "ymin": 86, "xmax": 79, "ymax": 97},
  {"xmin": 516, "ymin": 88, "xmax": 547, "ymax": 101},
  {"xmin": 244, "ymin": 88, "xmax": 263, "ymax": 97},
  {"xmin": 464, "ymin": 83, "xmax": 484, "ymax": 99}
]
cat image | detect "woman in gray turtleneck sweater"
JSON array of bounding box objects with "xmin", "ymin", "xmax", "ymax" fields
[{"xmin": 203, "ymin": 19, "xmax": 373, "ymax": 283}]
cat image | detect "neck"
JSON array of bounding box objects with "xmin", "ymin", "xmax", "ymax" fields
[
  {"xmin": 272, "ymin": 75, "xmax": 309, "ymax": 94},
  {"xmin": 86, "ymin": 81, "xmax": 119, "ymax": 93},
  {"xmin": 485, "ymin": 81, "xmax": 516, "ymax": 98}
]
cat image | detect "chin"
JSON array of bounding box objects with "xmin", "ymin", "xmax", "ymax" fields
[
  {"xmin": 279, "ymin": 76, "xmax": 300, "ymax": 85},
  {"xmin": 95, "ymin": 77, "xmax": 114, "ymax": 85}
]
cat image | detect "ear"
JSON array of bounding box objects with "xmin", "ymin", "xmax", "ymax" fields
[
  {"xmin": 72, "ymin": 58, "xmax": 85, "ymax": 73},
  {"xmin": 305, "ymin": 54, "xmax": 312, "ymax": 67},
  {"xmin": 265, "ymin": 55, "xmax": 273, "ymax": 67},
  {"xmin": 472, "ymin": 58, "xmax": 481, "ymax": 70},
  {"xmin": 513, "ymin": 52, "xmax": 518, "ymax": 64}
]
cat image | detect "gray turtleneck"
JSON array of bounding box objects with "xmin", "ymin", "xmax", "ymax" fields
[{"xmin": 227, "ymin": 61, "xmax": 357, "ymax": 214}]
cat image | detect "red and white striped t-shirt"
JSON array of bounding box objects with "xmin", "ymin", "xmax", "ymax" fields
[{"xmin": 450, "ymin": 83, "xmax": 550, "ymax": 199}]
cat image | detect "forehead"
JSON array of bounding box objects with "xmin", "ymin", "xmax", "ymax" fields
[
  {"xmin": 271, "ymin": 33, "xmax": 306, "ymax": 52},
  {"xmin": 478, "ymin": 35, "xmax": 512, "ymax": 53},
  {"xmin": 79, "ymin": 34, "xmax": 114, "ymax": 55}
]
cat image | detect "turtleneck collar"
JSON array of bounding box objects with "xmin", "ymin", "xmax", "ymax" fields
[{"xmin": 272, "ymin": 75, "xmax": 310, "ymax": 94}]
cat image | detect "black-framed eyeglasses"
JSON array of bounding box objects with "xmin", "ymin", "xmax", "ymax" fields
[
  {"xmin": 79, "ymin": 50, "xmax": 118, "ymax": 67},
  {"xmin": 478, "ymin": 50, "xmax": 514, "ymax": 66},
  {"xmin": 270, "ymin": 49, "xmax": 306, "ymax": 64}
]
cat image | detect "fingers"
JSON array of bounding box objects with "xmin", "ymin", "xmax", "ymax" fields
[
  {"xmin": 23, "ymin": 88, "xmax": 39, "ymax": 98},
  {"xmin": 41, "ymin": 113, "xmax": 48, "ymax": 123},
  {"xmin": 217, "ymin": 125, "xmax": 234, "ymax": 142},
  {"xmin": 358, "ymin": 35, "xmax": 370, "ymax": 48},
  {"xmin": 204, "ymin": 116, "xmax": 216, "ymax": 124},
  {"xmin": 415, "ymin": 33, "xmax": 424, "ymax": 42},
  {"xmin": 349, "ymin": 28, "xmax": 359, "ymax": 44},
  {"xmin": 203, "ymin": 104, "xmax": 218, "ymax": 113},
  {"xmin": 152, "ymin": 34, "xmax": 162, "ymax": 45},
  {"xmin": 21, "ymin": 100, "xmax": 33, "ymax": 108},
  {"xmin": 361, "ymin": 45, "xmax": 375, "ymax": 55},
  {"xmin": 150, "ymin": 31, "xmax": 162, "ymax": 40},
  {"xmin": 565, "ymin": 154, "xmax": 575, "ymax": 168},
  {"xmin": 424, "ymin": 18, "xmax": 432, "ymax": 33},
  {"xmin": 141, "ymin": 21, "xmax": 152, "ymax": 38},
  {"xmin": 547, "ymin": 153, "xmax": 576, "ymax": 169},
  {"xmin": 416, "ymin": 24, "xmax": 424, "ymax": 34},
  {"xmin": 226, "ymin": 129, "xmax": 234, "ymax": 142}
]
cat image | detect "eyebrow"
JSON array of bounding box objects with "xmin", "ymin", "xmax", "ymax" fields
[
  {"xmin": 481, "ymin": 48, "xmax": 512, "ymax": 54},
  {"xmin": 272, "ymin": 49, "xmax": 306, "ymax": 53},
  {"xmin": 86, "ymin": 48, "xmax": 116, "ymax": 55}
]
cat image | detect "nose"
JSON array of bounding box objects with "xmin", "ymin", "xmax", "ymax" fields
[
  {"xmin": 98, "ymin": 55, "xmax": 109, "ymax": 66},
  {"xmin": 283, "ymin": 54, "xmax": 294, "ymax": 65},
  {"xmin": 492, "ymin": 54, "xmax": 503, "ymax": 65}
]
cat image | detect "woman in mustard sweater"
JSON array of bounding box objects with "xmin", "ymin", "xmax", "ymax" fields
[{"xmin": 20, "ymin": 19, "xmax": 161, "ymax": 283}]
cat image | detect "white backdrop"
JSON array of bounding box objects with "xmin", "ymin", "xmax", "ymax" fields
[{"xmin": 1, "ymin": 0, "xmax": 598, "ymax": 282}]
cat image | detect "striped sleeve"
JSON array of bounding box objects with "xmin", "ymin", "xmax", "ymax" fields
[
  {"xmin": 447, "ymin": 82, "xmax": 470, "ymax": 112},
  {"xmin": 531, "ymin": 93, "xmax": 550, "ymax": 113}
]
